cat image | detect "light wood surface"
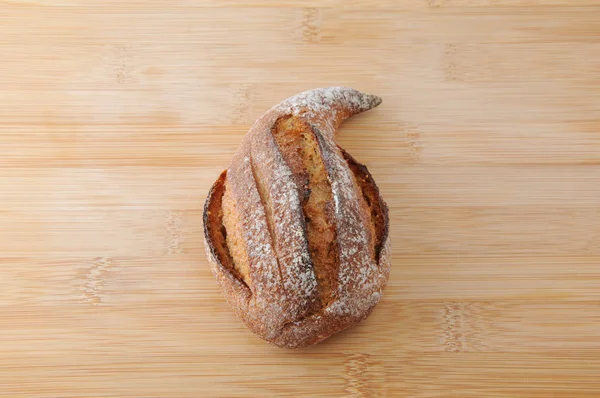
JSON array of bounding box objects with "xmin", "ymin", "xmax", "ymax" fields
[{"xmin": 1, "ymin": 1, "xmax": 600, "ymax": 397}]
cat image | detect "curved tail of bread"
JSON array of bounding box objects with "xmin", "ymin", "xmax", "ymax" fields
[{"xmin": 270, "ymin": 86, "xmax": 382, "ymax": 137}]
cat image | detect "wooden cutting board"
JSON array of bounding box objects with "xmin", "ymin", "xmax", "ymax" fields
[{"xmin": 1, "ymin": 1, "xmax": 599, "ymax": 397}]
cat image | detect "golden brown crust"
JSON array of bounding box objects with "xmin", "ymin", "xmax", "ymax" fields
[
  {"xmin": 221, "ymin": 183, "xmax": 252, "ymax": 286},
  {"xmin": 272, "ymin": 115, "xmax": 340, "ymax": 310},
  {"xmin": 340, "ymin": 146, "xmax": 390, "ymax": 262},
  {"xmin": 203, "ymin": 87, "xmax": 390, "ymax": 348}
]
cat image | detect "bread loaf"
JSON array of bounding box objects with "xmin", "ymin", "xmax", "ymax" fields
[{"xmin": 203, "ymin": 87, "xmax": 390, "ymax": 348}]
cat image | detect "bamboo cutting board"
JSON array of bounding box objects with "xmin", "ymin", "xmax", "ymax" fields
[{"xmin": 1, "ymin": 1, "xmax": 600, "ymax": 397}]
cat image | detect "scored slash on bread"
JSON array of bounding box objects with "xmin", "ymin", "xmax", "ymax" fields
[{"xmin": 203, "ymin": 87, "xmax": 390, "ymax": 348}]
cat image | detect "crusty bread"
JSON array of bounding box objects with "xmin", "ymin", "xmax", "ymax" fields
[{"xmin": 203, "ymin": 87, "xmax": 390, "ymax": 348}]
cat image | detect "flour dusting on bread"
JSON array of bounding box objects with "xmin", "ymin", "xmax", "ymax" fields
[{"xmin": 203, "ymin": 87, "xmax": 390, "ymax": 348}]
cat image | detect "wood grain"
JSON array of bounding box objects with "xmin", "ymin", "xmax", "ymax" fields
[{"xmin": 0, "ymin": 1, "xmax": 599, "ymax": 396}]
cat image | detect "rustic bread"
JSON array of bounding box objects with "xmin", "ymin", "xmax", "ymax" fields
[{"xmin": 203, "ymin": 87, "xmax": 390, "ymax": 348}]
